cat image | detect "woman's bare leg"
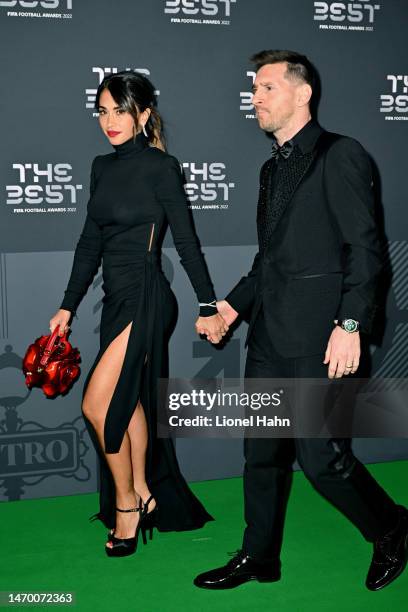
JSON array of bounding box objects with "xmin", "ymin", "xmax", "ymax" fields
[
  {"xmin": 127, "ymin": 402, "xmax": 156, "ymax": 511},
  {"xmin": 82, "ymin": 322, "xmax": 140, "ymax": 547}
]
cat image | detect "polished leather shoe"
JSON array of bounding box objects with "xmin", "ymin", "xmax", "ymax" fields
[
  {"xmin": 194, "ymin": 549, "xmax": 281, "ymax": 589},
  {"xmin": 366, "ymin": 505, "xmax": 408, "ymax": 591}
]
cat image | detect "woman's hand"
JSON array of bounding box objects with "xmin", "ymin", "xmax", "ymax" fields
[
  {"xmin": 195, "ymin": 313, "xmax": 229, "ymax": 344},
  {"xmin": 49, "ymin": 309, "xmax": 72, "ymax": 336}
]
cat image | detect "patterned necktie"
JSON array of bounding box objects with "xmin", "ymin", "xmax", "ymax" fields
[{"xmin": 270, "ymin": 139, "xmax": 294, "ymax": 160}]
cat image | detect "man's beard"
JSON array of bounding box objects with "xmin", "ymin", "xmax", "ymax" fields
[
  {"xmin": 257, "ymin": 110, "xmax": 292, "ymax": 135},
  {"xmin": 258, "ymin": 116, "xmax": 280, "ymax": 133},
  {"xmin": 258, "ymin": 115, "xmax": 285, "ymax": 134}
]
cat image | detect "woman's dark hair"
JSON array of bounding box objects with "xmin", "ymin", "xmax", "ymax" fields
[{"xmin": 95, "ymin": 71, "xmax": 165, "ymax": 150}]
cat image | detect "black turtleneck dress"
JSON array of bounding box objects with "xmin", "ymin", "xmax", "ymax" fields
[{"xmin": 60, "ymin": 133, "xmax": 216, "ymax": 531}]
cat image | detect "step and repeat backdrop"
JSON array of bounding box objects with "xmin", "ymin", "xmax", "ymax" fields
[{"xmin": 1, "ymin": 0, "xmax": 407, "ymax": 502}]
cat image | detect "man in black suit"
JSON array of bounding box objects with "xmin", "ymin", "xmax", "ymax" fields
[{"xmin": 194, "ymin": 50, "xmax": 408, "ymax": 591}]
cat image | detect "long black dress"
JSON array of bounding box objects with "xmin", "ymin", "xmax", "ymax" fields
[{"xmin": 60, "ymin": 132, "xmax": 216, "ymax": 531}]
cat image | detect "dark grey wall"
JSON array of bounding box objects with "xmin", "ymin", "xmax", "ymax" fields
[{"xmin": 1, "ymin": 0, "xmax": 407, "ymax": 501}]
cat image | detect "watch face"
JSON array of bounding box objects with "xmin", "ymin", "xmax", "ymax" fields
[{"xmin": 343, "ymin": 319, "xmax": 358, "ymax": 333}]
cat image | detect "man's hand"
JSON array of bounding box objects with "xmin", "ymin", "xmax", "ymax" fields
[
  {"xmin": 195, "ymin": 313, "xmax": 229, "ymax": 344},
  {"xmin": 323, "ymin": 326, "xmax": 360, "ymax": 379},
  {"xmin": 216, "ymin": 300, "xmax": 239, "ymax": 326}
]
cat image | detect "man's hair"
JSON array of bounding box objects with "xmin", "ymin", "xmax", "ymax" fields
[{"xmin": 250, "ymin": 49, "xmax": 316, "ymax": 91}]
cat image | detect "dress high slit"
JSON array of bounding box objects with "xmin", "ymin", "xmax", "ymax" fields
[{"xmin": 60, "ymin": 132, "xmax": 216, "ymax": 531}]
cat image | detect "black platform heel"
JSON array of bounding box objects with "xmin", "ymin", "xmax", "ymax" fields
[
  {"xmin": 105, "ymin": 506, "xmax": 141, "ymax": 557},
  {"xmin": 140, "ymin": 495, "xmax": 158, "ymax": 543}
]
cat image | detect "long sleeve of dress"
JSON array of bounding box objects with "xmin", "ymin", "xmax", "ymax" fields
[
  {"xmin": 60, "ymin": 158, "xmax": 103, "ymax": 315},
  {"xmin": 155, "ymin": 155, "xmax": 216, "ymax": 317}
]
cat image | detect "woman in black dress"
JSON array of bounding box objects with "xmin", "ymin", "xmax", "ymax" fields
[{"xmin": 49, "ymin": 71, "xmax": 228, "ymax": 557}]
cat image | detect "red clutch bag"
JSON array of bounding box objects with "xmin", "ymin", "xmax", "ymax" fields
[{"xmin": 22, "ymin": 325, "xmax": 81, "ymax": 398}]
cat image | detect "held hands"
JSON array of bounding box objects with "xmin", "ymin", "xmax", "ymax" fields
[
  {"xmin": 195, "ymin": 312, "xmax": 229, "ymax": 344},
  {"xmin": 324, "ymin": 326, "xmax": 360, "ymax": 379},
  {"xmin": 49, "ymin": 309, "xmax": 72, "ymax": 337},
  {"xmin": 195, "ymin": 300, "xmax": 238, "ymax": 344}
]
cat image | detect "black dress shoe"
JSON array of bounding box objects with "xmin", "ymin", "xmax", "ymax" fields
[
  {"xmin": 194, "ymin": 549, "xmax": 281, "ymax": 590},
  {"xmin": 366, "ymin": 505, "xmax": 408, "ymax": 591}
]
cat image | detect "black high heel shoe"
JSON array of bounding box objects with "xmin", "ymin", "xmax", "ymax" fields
[
  {"xmin": 140, "ymin": 495, "xmax": 159, "ymax": 543},
  {"xmin": 105, "ymin": 506, "xmax": 141, "ymax": 557},
  {"xmin": 107, "ymin": 502, "xmax": 141, "ymax": 541}
]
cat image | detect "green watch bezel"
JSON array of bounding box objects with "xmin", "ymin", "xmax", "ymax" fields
[{"xmin": 337, "ymin": 319, "xmax": 360, "ymax": 333}]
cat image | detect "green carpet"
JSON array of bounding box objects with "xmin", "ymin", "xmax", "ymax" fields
[{"xmin": 1, "ymin": 461, "xmax": 407, "ymax": 611}]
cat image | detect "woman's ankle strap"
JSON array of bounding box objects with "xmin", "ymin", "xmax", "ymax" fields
[
  {"xmin": 116, "ymin": 506, "xmax": 139, "ymax": 513},
  {"xmin": 142, "ymin": 495, "xmax": 155, "ymax": 510}
]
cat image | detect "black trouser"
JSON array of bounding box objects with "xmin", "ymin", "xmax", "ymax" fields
[{"xmin": 242, "ymin": 307, "xmax": 399, "ymax": 562}]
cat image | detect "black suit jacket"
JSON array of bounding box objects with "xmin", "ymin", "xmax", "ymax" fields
[{"xmin": 226, "ymin": 121, "xmax": 382, "ymax": 358}]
